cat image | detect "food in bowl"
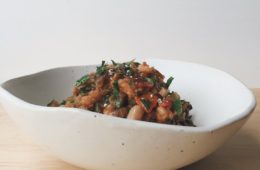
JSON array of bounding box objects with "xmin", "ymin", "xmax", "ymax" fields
[
  {"xmin": 0, "ymin": 58, "xmax": 256, "ymax": 170},
  {"xmin": 48, "ymin": 60, "xmax": 194, "ymax": 126}
]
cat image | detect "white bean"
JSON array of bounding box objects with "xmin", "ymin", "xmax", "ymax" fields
[
  {"xmin": 127, "ymin": 105, "xmax": 144, "ymax": 120},
  {"xmin": 156, "ymin": 106, "xmax": 174, "ymax": 123},
  {"xmin": 103, "ymin": 104, "xmax": 115, "ymax": 115}
]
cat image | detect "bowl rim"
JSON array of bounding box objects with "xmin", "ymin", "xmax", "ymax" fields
[{"xmin": 0, "ymin": 58, "xmax": 256, "ymax": 133}]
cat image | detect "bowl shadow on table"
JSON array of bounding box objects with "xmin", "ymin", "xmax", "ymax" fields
[{"xmin": 180, "ymin": 130, "xmax": 260, "ymax": 170}]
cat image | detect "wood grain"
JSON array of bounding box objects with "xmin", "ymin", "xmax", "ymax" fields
[{"xmin": 0, "ymin": 89, "xmax": 259, "ymax": 170}]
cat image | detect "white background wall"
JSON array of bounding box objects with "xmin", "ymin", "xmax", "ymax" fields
[{"xmin": 0, "ymin": 0, "xmax": 259, "ymax": 87}]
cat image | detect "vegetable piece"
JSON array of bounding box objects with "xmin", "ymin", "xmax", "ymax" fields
[
  {"xmin": 138, "ymin": 62, "xmax": 154, "ymax": 74},
  {"xmin": 156, "ymin": 106, "xmax": 174, "ymax": 123},
  {"xmin": 127, "ymin": 105, "xmax": 144, "ymax": 120},
  {"xmin": 111, "ymin": 60, "xmax": 117, "ymax": 66},
  {"xmin": 103, "ymin": 104, "xmax": 116, "ymax": 115},
  {"xmin": 160, "ymin": 99, "xmax": 172, "ymax": 109},
  {"xmin": 141, "ymin": 99, "xmax": 151, "ymax": 110},
  {"xmin": 172, "ymin": 99, "xmax": 182, "ymax": 115},
  {"xmin": 47, "ymin": 60, "xmax": 194, "ymax": 127},
  {"xmin": 80, "ymin": 88, "xmax": 102, "ymax": 108},
  {"xmin": 96, "ymin": 60, "xmax": 107, "ymax": 75},
  {"xmin": 135, "ymin": 93, "xmax": 158, "ymax": 113},
  {"xmin": 118, "ymin": 79, "xmax": 135, "ymax": 98},
  {"xmin": 135, "ymin": 81, "xmax": 154, "ymax": 89},
  {"xmin": 165, "ymin": 76, "xmax": 174, "ymax": 88},
  {"xmin": 79, "ymin": 86, "xmax": 92, "ymax": 95},
  {"xmin": 113, "ymin": 80, "xmax": 121, "ymax": 108},
  {"xmin": 75, "ymin": 75, "xmax": 89, "ymax": 87},
  {"xmin": 113, "ymin": 80, "xmax": 119, "ymax": 98}
]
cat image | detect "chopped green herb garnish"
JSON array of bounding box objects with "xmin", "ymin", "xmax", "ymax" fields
[
  {"xmin": 172, "ymin": 99, "xmax": 182, "ymax": 115},
  {"xmin": 166, "ymin": 76, "xmax": 174, "ymax": 88},
  {"xmin": 79, "ymin": 86, "xmax": 92, "ymax": 95},
  {"xmin": 113, "ymin": 80, "xmax": 119, "ymax": 98},
  {"xmin": 96, "ymin": 60, "xmax": 107, "ymax": 75},
  {"xmin": 113, "ymin": 80, "xmax": 121, "ymax": 108},
  {"xmin": 75, "ymin": 75, "xmax": 89, "ymax": 87},
  {"xmin": 47, "ymin": 60, "xmax": 194, "ymax": 127},
  {"xmin": 111, "ymin": 60, "xmax": 117, "ymax": 65},
  {"xmin": 141, "ymin": 99, "xmax": 151, "ymax": 110}
]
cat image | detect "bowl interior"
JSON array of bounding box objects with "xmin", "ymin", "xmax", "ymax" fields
[{"xmin": 1, "ymin": 59, "xmax": 254, "ymax": 128}]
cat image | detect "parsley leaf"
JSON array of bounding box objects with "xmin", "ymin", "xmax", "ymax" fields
[
  {"xmin": 113, "ymin": 80, "xmax": 119, "ymax": 98},
  {"xmin": 75, "ymin": 75, "xmax": 89, "ymax": 87},
  {"xmin": 111, "ymin": 60, "xmax": 117, "ymax": 66},
  {"xmin": 172, "ymin": 99, "xmax": 182, "ymax": 115},
  {"xmin": 166, "ymin": 76, "xmax": 174, "ymax": 88},
  {"xmin": 96, "ymin": 60, "xmax": 107, "ymax": 75},
  {"xmin": 79, "ymin": 86, "xmax": 92, "ymax": 95},
  {"xmin": 113, "ymin": 80, "xmax": 121, "ymax": 108},
  {"xmin": 141, "ymin": 99, "xmax": 151, "ymax": 110}
]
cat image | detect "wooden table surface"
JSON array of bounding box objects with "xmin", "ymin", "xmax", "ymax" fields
[{"xmin": 0, "ymin": 89, "xmax": 259, "ymax": 170}]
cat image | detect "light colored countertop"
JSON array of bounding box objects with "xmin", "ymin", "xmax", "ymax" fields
[{"xmin": 0, "ymin": 89, "xmax": 259, "ymax": 170}]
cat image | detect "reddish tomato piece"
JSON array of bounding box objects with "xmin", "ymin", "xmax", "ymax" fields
[
  {"xmin": 160, "ymin": 99, "xmax": 172, "ymax": 109},
  {"xmin": 135, "ymin": 81, "xmax": 153, "ymax": 89}
]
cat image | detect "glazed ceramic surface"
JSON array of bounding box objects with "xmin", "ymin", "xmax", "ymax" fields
[{"xmin": 0, "ymin": 59, "xmax": 256, "ymax": 170}]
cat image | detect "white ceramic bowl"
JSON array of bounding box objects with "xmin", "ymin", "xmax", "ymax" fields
[{"xmin": 0, "ymin": 59, "xmax": 256, "ymax": 170}]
